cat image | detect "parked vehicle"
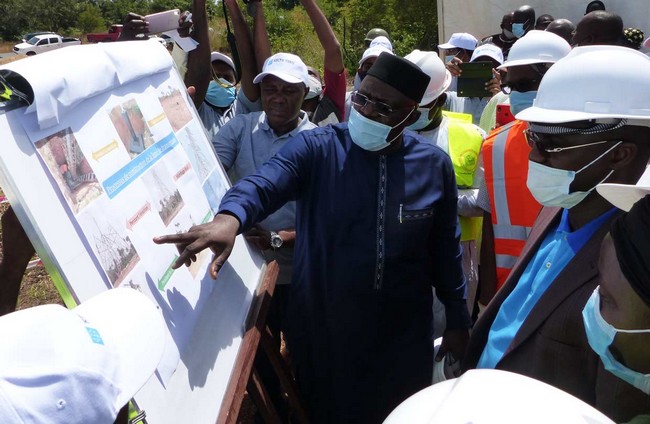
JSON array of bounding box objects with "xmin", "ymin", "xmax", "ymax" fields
[
  {"xmin": 13, "ymin": 34, "xmax": 81, "ymax": 56},
  {"xmin": 86, "ymin": 24, "xmax": 123, "ymax": 43},
  {"xmin": 21, "ymin": 31, "xmax": 54, "ymax": 42}
]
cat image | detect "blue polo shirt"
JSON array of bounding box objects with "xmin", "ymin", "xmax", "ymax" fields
[{"xmin": 477, "ymin": 207, "xmax": 617, "ymax": 369}]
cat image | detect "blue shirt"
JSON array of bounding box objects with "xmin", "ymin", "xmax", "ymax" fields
[
  {"xmin": 214, "ymin": 110, "xmax": 316, "ymax": 285},
  {"xmin": 218, "ymin": 124, "xmax": 470, "ymax": 422},
  {"xmin": 478, "ymin": 207, "xmax": 618, "ymax": 369}
]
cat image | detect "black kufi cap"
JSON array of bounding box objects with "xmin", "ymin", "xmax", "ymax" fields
[
  {"xmin": 611, "ymin": 195, "xmax": 650, "ymax": 306},
  {"xmin": 366, "ymin": 52, "xmax": 431, "ymax": 104}
]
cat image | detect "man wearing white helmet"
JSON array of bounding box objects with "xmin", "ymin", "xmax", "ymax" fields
[
  {"xmin": 476, "ymin": 30, "xmax": 571, "ymax": 307},
  {"xmin": 464, "ymin": 46, "xmax": 650, "ymax": 421},
  {"xmin": 406, "ymin": 50, "xmax": 486, "ymax": 336}
]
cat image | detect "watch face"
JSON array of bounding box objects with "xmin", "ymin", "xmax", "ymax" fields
[{"xmin": 270, "ymin": 233, "xmax": 283, "ymax": 249}]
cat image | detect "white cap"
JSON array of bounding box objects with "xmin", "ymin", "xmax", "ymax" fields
[
  {"xmin": 305, "ymin": 75, "xmax": 323, "ymax": 100},
  {"xmin": 210, "ymin": 51, "xmax": 236, "ymax": 73},
  {"xmin": 369, "ymin": 35, "xmax": 393, "ymax": 52},
  {"xmin": 471, "ymin": 43, "xmax": 504, "ymax": 65},
  {"xmin": 359, "ymin": 46, "xmax": 394, "ymax": 66},
  {"xmin": 498, "ymin": 30, "xmax": 571, "ymax": 69},
  {"xmin": 597, "ymin": 165, "xmax": 650, "ymax": 212},
  {"xmin": 384, "ymin": 369, "xmax": 616, "ymax": 424},
  {"xmin": 253, "ymin": 52, "xmax": 309, "ymax": 87},
  {"xmin": 405, "ymin": 50, "xmax": 452, "ymax": 105},
  {"xmin": 438, "ymin": 33, "xmax": 478, "ymax": 51},
  {"xmin": 0, "ymin": 288, "xmax": 166, "ymax": 424},
  {"xmin": 517, "ymin": 46, "xmax": 650, "ymax": 124}
]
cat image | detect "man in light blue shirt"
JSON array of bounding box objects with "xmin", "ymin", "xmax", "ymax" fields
[{"xmin": 214, "ymin": 52, "xmax": 316, "ymax": 286}]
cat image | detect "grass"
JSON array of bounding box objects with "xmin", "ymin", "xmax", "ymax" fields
[{"xmin": 0, "ymin": 41, "xmax": 14, "ymax": 54}]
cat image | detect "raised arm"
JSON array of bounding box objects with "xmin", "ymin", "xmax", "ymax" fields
[
  {"xmin": 250, "ymin": 0, "xmax": 272, "ymax": 73},
  {"xmin": 224, "ymin": 0, "xmax": 259, "ymax": 102},
  {"xmin": 299, "ymin": 0, "xmax": 344, "ymax": 74},
  {"xmin": 184, "ymin": 0, "xmax": 210, "ymax": 109}
]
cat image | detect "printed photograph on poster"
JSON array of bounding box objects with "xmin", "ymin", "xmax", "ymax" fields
[
  {"xmin": 178, "ymin": 125, "xmax": 217, "ymax": 182},
  {"xmin": 109, "ymin": 99, "xmax": 155, "ymax": 158},
  {"xmin": 35, "ymin": 127, "xmax": 104, "ymax": 214},
  {"xmin": 203, "ymin": 171, "xmax": 229, "ymax": 214},
  {"xmin": 142, "ymin": 164, "xmax": 185, "ymax": 227},
  {"xmin": 81, "ymin": 208, "xmax": 141, "ymax": 287},
  {"xmin": 158, "ymin": 86, "xmax": 193, "ymax": 133}
]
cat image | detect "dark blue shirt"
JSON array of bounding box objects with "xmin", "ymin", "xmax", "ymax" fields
[{"xmin": 219, "ymin": 124, "xmax": 469, "ymax": 423}]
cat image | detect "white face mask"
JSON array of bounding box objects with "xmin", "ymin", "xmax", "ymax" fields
[
  {"xmin": 582, "ymin": 287, "xmax": 650, "ymax": 394},
  {"xmin": 526, "ymin": 141, "xmax": 622, "ymax": 208}
]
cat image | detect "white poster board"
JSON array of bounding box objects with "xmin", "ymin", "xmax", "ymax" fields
[
  {"xmin": 0, "ymin": 41, "xmax": 265, "ymax": 423},
  {"xmin": 438, "ymin": 0, "xmax": 650, "ymax": 44}
]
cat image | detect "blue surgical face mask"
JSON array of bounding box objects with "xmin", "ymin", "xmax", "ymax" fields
[
  {"xmin": 526, "ymin": 141, "xmax": 621, "ymax": 209},
  {"xmin": 582, "ymin": 287, "xmax": 650, "ymax": 394},
  {"xmin": 205, "ymin": 78, "xmax": 236, "ymax": 108},
  {"xmin": 512, "ymin": 23, "xmax": 526, "ymax": 38},
  {"xmin": 509, "ymin": 90, "xmax": 537, "ymax": 115},
  {"xmin": 348, "ymin": 107, "xmax": 414, "ymax": 151},
  {"xmin": 407, "ymin": 107, "xmax": 433, "ymax": 131}
]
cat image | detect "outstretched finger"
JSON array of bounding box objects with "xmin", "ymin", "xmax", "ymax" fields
[
  {"xmin": 154, "ymin": 233, "xmax": 195, "ymax": 245},
  {"xmin": 209, "ymin": 245, "xmax": 233, "ymax": 279}
]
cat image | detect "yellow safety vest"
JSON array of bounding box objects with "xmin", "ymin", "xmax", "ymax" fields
[{"xmin": 445, "ymin": 114, "xmax": 484, "ymax": 242}]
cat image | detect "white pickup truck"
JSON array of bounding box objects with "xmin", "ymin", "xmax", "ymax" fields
[{"xmin": 13, "ymin": 34, "xmax": 81, "ymax": 56}]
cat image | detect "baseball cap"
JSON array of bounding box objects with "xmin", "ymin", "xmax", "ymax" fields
[
  {"xmin": 597, "ymin": 165, "xmax": 650, "ymax": 212},
  {"xmin": 438, "ymin": 33, "xmax": 478, "ymax": 51},
  {"xmin": 359, "ymin": 46, "xmax": 394, "ymax": 66},
  {"xmin": 253, "ymin": 52, "xmax": 309, "ymax": 87},
  {"xmin": 210, "ymin": 51, "xmax": 236, "ymax": 73},
  {"xmin": 0, "ymin": 288, "xmax": 166, "ymax": 424},
  {"xmin": 470, "ymin": 43, "xmax": 504, "ymax": 65},
  {"xmin": 305, "ymin": 75, "xmax": 323, "ymax": 100}
]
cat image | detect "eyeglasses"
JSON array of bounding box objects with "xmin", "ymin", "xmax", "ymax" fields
[
  {"xmin": 500, "ymin": 79, "xmax": 540, "ymax": 94},
  {"xmin": 524, "ymin": 129, "xmax": 620, "ymax": 153},
  {"xmin": 351, "ymin": 91, "xmax": 405, "ymax": 118}
]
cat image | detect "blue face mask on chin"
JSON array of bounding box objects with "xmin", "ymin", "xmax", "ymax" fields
[
  {"xmin": 512, "ymin": 23, "xmax": 526, "ymax": 38},
  {"xmin": 205, "ymin": 78, "xmax": 236, "ymax": 108},
  {"xmin": 509, "ymin": 90, "xmax": 537, "ymax": 115},
  {"xmin": 582, "ymin": 287, "xmax": 650, "ymax": 394},
  {"xmin": 348, "ymin": 107, "xmax": 414, "ymax": 151}
]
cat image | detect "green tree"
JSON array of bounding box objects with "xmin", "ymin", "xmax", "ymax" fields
[{"xmin": 78, "ymin": 3, "xmax": 106, "ymax": 33}]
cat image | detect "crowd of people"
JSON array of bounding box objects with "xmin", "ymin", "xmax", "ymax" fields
[{"xmin": 1, "ymin": 0, "xmax": 650, "ymax": 423}]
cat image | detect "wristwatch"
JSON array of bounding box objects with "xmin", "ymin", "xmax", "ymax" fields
[{"xmin": 270, "ymin": 231, "xmax": 283, "ymax": 249}]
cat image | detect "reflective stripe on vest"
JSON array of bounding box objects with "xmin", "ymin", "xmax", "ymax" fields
[
  {"xmin": 483, "ymin": 120, "xmax": 542, "ymax": 289},
  {"xmin": 443, "ymin": 110, "xmax": 473, "ymax": 123}
]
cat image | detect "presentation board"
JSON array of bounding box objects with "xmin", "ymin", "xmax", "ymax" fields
[
  {"xmin": 0, "ymin": 41, "xmax": 265, "ymax": 423},
  {"xmin": 437, "ymin": 0, "xmax": 650, "ymax": 46}
]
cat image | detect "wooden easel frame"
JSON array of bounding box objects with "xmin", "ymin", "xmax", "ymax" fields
[{"xmin": 217, "ymin": 261, "xmax": 310, "ymax": 424}]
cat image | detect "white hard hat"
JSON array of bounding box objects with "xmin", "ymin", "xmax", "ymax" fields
[
  {"xmin": 597, "ymin": 165, "xmax": 650, "ymax": 212},
  {"xmin": 405, "ymin": 50, "xmax": 452, "ymax": 105},
  {"xmin": 498, "ymin": 30, "xmax": 571, "ymax": 69},
  {"xmin": 383, "ymin": 369, "xmax": 616, "ymax": 424},
  {"xmin": 517, "ymin": 46, "xmax": 650, "ymax": 124}
]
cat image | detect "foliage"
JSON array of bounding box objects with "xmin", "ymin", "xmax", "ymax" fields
[{"xmin": 1, "ymin": 0, "xmax": 438, "ymax": 76}]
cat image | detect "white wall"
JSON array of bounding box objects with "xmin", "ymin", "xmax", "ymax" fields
[{"xmin": 437, "ymin": 0, "xmax": 650, "ymax": 44}]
